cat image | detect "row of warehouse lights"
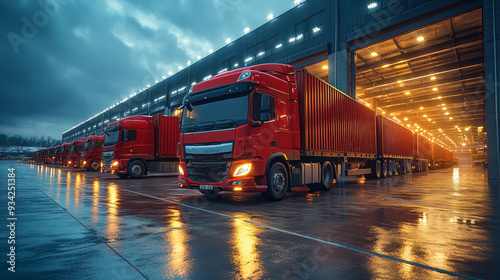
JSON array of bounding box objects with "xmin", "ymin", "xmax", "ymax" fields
[{"xmin": 63, "ymin": 0, "xmax": 310, "ymax": 135}]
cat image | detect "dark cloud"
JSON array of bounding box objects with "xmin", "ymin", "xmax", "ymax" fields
[{"xmin": 0, "ymin": 0, "xmax": 292, "ymax": 139}]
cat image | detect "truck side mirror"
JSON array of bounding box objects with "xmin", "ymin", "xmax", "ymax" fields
[{"xmin": 260, "ymin": 113, "xmax": 271, "ymax": 122}]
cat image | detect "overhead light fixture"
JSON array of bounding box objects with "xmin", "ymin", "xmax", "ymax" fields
[
  {"xmin": 405, "ymin": 91, "xmax": 410, "ymax": 95},
  {"xmin": 445, "ymin": 112, "xmax": 449, "ymax": 115},
  {"xmin": 423, "ymin": 115, "xmax": 427, "ymax": 117},
  {"xmin": 244, "ymin": 27, "xmax": 250, "ymax": 34},
  {"xmin": 382, "ymin": 64, "xmax": 390, "ymax": 68},
  {"xmin": 323, "ymin": 65, "xmax": 328, "ymax": 69},
  {"xmin": 449, "ymin": 117, "xmax": 453, "ymax": 120},
  {"xmin": 267, "ymin": 13, "xmax": 274, "ymax": 21},
  {"xmin": 433, "ymin": 87, "xmax": 438, "ymax": 91},
  {"xmin": 443, "ymin": 107, "xmax": 447, "ymax": 110},
  {"xmin": 275, "ymin": 44, "xmax": 282, "ymax": 48},
  {"xmin": 209, "ymin": 48, "xmax": 213, "ymax": 54},
  {"xmin": 197, "ymin": 55, "xmax": 201, "ymax": 60},
  {"xmin": 368, "ymin": 2, "xmax": 378, "ymax": 9},
  {"xmin": 417, "ymin": 36, "xmax": 424, "ymax": 42},
  {"xmin": 420, "ymin": 107, "xmax": 424, "ymax": 110},
  {"xmin": 226, "ymin": 38, "xmax": 231, "ymax": 44},
  {"xmin": 397, "ymin": 80, "xmax": 403, "ymax": 83},
  {"xmin": 437, "ymin": 96, "xmax": 442, "ymax": 99},
  {"xmin": 371, "ymin": 52, "xmax": 378, "ymax": 57},
  {"xmin": 431, "ymin": 76, "xmax": 436, "ymax": 80},
  {"xmin": 428, "ymin": 119, "xmax": 431, "ymax": 121},
  {"xmin": 404, "ymin": 117, "xmax": 408, "ymax": 121}
]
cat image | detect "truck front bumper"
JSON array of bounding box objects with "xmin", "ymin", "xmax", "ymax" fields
[{"xmin": 178, "ymin": 159, "xmax": 268, "ymax": 192}]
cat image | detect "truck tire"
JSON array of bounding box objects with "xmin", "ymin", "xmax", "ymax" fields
[
  {"xmin": 368, "ymin": 160, "xmax": 381, "ymax": 179},
  {"xmin": 262, "ymin": 162, "xmax": 288, "ymax": 201},
  {"xmin": 381, "ymin": 160, "xmax": 388, "ymax": 178},
  {"xmin": 128, "ymin": 160, "xmax": 145, "ymax": 179},
  {"xmin": 406, "ymin": 160, "xmax": 412, "ymax": 173},
  {"xmin": 397, "ymin": 160, "xmax": 406, "ymax": 175},
  {"xmin": 308, "ymin": 161, "xmax": 334, "ymax": 191},
  {"xmin": 89, "ymin": 160, "xmax": 100, "ymax": 171},
  {"xmin": 387, "ymin": 160, "xmax": 393, "ymax": 177}
]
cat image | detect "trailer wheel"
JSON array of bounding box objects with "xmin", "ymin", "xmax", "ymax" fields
[
  {"xmin": 308, "ymin": 161, "xmax": 334, "ymax": 191},
  {"xmin": 262, "ymin": 162, "xmax": 288, "ymax": 201},
  {"xmin": 368, "ymin": 160, "xmax": 381, "ymax": 179},
  {"xmin": 89, "ymin": 160, "xmax": 100, "ymax": 171},
  {"xmin": 381, "ymin": 160, "xmax": 388, "ymax": 178},
  {"xmin": 406, "ymin": 160, "xmax": 412, "ymax": 173},
  {"xmin": 128, "ymin": 160, "xmax": 145, "ymax": 179},
  {"xmin": 387, "ymin": 160, "xmax": 393, "ymax": 177}
]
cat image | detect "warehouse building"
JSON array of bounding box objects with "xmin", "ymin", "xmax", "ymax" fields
[{"xmin": 62, "ymin": 0, "xmax": 499, "ymax": 183}]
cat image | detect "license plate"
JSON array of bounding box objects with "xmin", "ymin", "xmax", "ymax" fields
[{"xmin": 199, "ymin": 185, "xmax": 213, "ymax": 190}]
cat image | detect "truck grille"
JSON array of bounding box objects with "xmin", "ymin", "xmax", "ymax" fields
[
  {"xmin": 187, "ymin": 161, "xmax": 230, "ymax": 183},
  {"xmin": 102, "ymin": 151, "xmax": 114, "ymax": 169}
]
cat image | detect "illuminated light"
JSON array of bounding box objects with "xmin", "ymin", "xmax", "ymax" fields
[
  {"xmin": 382, "ymin": 64, "xmax": 390, "ymax": 68},
  {"xmin": 406, "ymin": 124, "xmax": 411, "ymax": 127},
  {"xmin": 209, "ymin": 48, "xmax": 213, "ymax": 54},
  {"xmin": 312, "ymin": 27, "xmax": 321, "ymax": 33},
  {"xmin": 226, "ymin": 38, "xmax": 231, "ymax": 44},
  {"xmin": 404, "ymin": 117, "xmax": 408, "ymax": 121},
  {"xmin": 203, "ymin": 75, "xmax": 212, "ymax": 81},
  {"xmin": 187, "ymin": 60, "xmax": 191, "ymax": 66},
  {"xmin": 161, "ymin": 75, "xmax": 165, "ymax": 79},
  {"xmin": 257, "ymin": 51, "xmax": 265, "ymax": 57},
  {"xmin": 267, "ymin": 13, "xmax": 274, "ymax": 21},
  {"xmin": 178, "ymin": 66, "xmax": 183, "ymax": 70},
  {"xmin": 423, "ymin": 115, "xmax": 427, "ymax": 117},
  {"xmin": 155, "ymin": 80, "xmax": 158, "ymax": 83},
  {"xmin": 382, "ymin": 111, "xmax": 386, "ymax": 114},
  {"xmin": 420, "ymin": 107, "xmax": 424, "ymax": 110},
  {"xmin": 323, "ymin": 65, "xmax": 328, "ymax": 69},
  {"xmin": 197, "ymin": 55, "xmax": 201, "ymax": 60},
  {"xmin": 234, "ymin": 63, "xmax": 239, "ymax": 67},
  {"xmin": 462, "ymin": 143, "xmax": 466, "ymax": 146},
  {"xmin": 443, "ymin": 107, "xmax": 447, "ymax": 110},
  {"xmin": 244, "ymin": 57, "xmax": 253, "ymax": 62},
  {"xmin": 437, "ymin": 96, "xmax": 442, "ymax": 99},
  {"xmin": 441, "ymin": 103, "xmax": 446, "ymax": 106},
  {"xmin": 296, "ymin": 34, "xmax": 303, "ymax": 40},
  {"xmin": 465, "ymin": 127, "xmax": 470, "ymax": 131},
  {"xmin": 428, "ymin": 119, "xmax": 431, "ymax": 121},
  {"xmin": 169, "ymin": 71, "xmax": 173, "ymax": 75},
  {"xmin": 178, "ymin": 165, "xmax": 184, "ymax": 176},
  {"xmin": 405, "ymin": 91, "xmax": 410, "ymax": 95},
  {"xmin": 112, "ymin": 160, "xmax": 119, "ymax": 167},
  {"xmin": 417, "ymin": 36, "xmax": 424, "ymax": 41},
  {"xmin": 397, "ymin": 80, "xmax": 403, "ymax": 83},
  {"xmin": 430, "ymin": 76, "xmax": 436, "ymax": 80},
  {"xmin": 455, "ymin": 125, "xmax": 458, "ymax": 128},
  {"xmin": 234, "ymin": 163, "xmax": 252, "ymax": 177},
  {"xmin": 244, "ymin": 27, "xmax": 250, "ymax": 34},
  {"xmin": 445, "ymin": 112, "xmax": 449, "ymax": 115},
  {"xmin": 433, "ymin": 87, "xmax": 438, "ymax": 91},
  {"xmin": 218, "ymin": 68, "xmax": 228, "ymax": 74},
  {"xmin": 438, "ymin": 129, "xmax": 442, "ymax": 132},
  {"xmin": 294, "ymin": 0, "xmax": 302, "ymax": 5},
  {"xmin": 289, "ymin": 37, "xmax": 296, "ymax": 43},
  {"xmin": 371, "ymin": 52, "xmax": 378, "ymax": 57},
  {"xmin": 275, "ymin": 44, "xmax": 282, "ymax": 48},
  {"xmin": 367, "ymin": 2, "xmax": 378, "ymax": 9},
  {"xmin": 449, "ymin": 117, "xmax": 453, "ymax": 120},
  {"xmin": 234, "ymin": 187, "xmax": 242, "ymax": 191}
]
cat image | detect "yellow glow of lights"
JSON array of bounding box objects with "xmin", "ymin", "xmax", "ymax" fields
[
  {"xmin": 433, "ymin": 87, "xmax": 438, "ymax": 91},
  {"xmin": 420, "ymin": 107, "xmax": 424, "ymax": 110},
  {"xmin": 423, "ymin": 115, "xmax": 427, "ymax": 117},
  {"xmin": 443, "ymin": 107, "xmax": 447, "ymax": 110},
  {"xmin": 234, "ymin": 187, "xmax": 242, "ymax": 191},
  {"xmin": 382, "ymin": 64, "xmax": 390, "ymax": 68},
  {"xmin": 438, "ymin": 129, "xmax": 442, "ymax": 131},
  {"xmin": 322, "ymin": 65, "xmax": 328, "ymax": 69},
  {"xmin": 406, "ymin": 124, "xmax": 410, "ymax": 127},
  {"xmin": 430, "ymin": 76, "xmax": 436, "ymax": 80},
  {"xmin": 449, "ymin": 117, "xmax": 453, "ymax": 120},
  {"xmin": 465, "ymin": 127, "xmax": 470, "ymax": 131},
  {"xmin": 397, "ymin": 80, "xmax": 403, "ymax": 83},
  {"xmin": 417, "ymin": 36, "xmax": 424, "ymax": 41},
  {"xmin": 371, "ymin": 52, "xmax": 378, "ymax": 57},
  {"xmin": 437, "ymin": 96, "xmax": 442, "ymax": 99},
  {"xmin": 178, "ymin": 165, "xmax": 184, "ymax": 176},
  {"xmin": 428, "ymin": 119, "xmax": 431, "ymax": 121},
  {"xmin": 404, "ymin": 117, "xmax": 408, "ymax": 121},
  {"xmin": 233, "ymin": 163, "xmax": 252, "ymax": 177},
  {"xmin": 112, "ymin": 160, "xmax": 119, "ymax": 167},
  {"xmin": 445, "ymin": 112, "xmax": 450, "ymax": 115},
  {"xmin": 405, "ymin": 91, "xmax": 410, "ymax": 95},
  {"xmin": 462, "ymin": 143, "xmax": 466, "ymax": 146}
]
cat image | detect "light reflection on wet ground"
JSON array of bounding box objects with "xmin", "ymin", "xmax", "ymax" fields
[{"xmin": 0, "ymin": 161, "xmax": 498, "ymax": 279}]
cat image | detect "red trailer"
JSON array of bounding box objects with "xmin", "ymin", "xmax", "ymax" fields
[
  {"xmin": 433, "ymin": 144, "xmax": 454, "ymax": 168},
  {"xmin": 413, "ymin": 134, "xmax": 433, "ymax": 171},
  {"xmin": 376, "ymin": 116, "xmax": 414, "ymax": 176}
]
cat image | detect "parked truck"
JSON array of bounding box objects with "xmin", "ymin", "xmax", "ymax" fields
[
  {"xmin": 61, "ymin": 143, "xmax": 71, "ymax": 166},
  {"xmin": 101, "ymin": 115, "xmax": 180, "ymax": 178},
  {"xmin": 413, "ymin": 133, "xmax": 432, "ymax": 171},
  {"xmin": 178, "ymin": 64, "xmax": 452, "ymax": 200},
  {"xmin": 67, "ymin": 137, "xmax": 88, "ymax": 167},
  {"xmin": 80, "ymin": 135, "xmax": 104, "ymax": 171}
]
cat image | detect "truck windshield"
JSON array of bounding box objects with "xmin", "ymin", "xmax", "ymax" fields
[
  {"xmin": 104, "ymin": 128, "xmax": 120, "ymax": 147},
  {"xmin": 181, "ymin": 94, "xmax": 249, "ymax": 133}
]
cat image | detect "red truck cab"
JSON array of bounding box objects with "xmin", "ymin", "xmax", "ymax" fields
[
  {"xmin": 80, "ymin": 135, "xmax": 104, "ymax": 171},
  {"xmin": 67, "ymin": 137, "xmax": 88, "ymax": 167},
  {"xmin": 61, "ymin": 143, "xmax": 71, "ymax": 166},
  {"xmin": 102, "ymin": 115, "xmax": 179, "ymax": 178}
]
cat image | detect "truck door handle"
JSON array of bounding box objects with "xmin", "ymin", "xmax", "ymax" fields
[{"xmin": 271, "ymin": 141, "xmax": 277, "ymax": 147}]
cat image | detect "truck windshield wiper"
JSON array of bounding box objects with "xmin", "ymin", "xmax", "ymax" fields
[
  {"xmin": 198, "ymin": 121, "xmax": 219, "ymax": 131},
  {"xmin": 183, "ymin": 124, "xmax": 200, "ymax": 132},
  {"xmin": 214, "ymin": 119, "xmax": 235, "ymax": 129}
]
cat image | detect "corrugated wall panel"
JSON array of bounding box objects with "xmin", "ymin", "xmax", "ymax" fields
[
  {"xmin": 153, "ymin": 115, "xmax": 180, "ymax": 158},
  {"xmin": 297, "ymin": 69, "xmax": 376, "ymax": 154}
]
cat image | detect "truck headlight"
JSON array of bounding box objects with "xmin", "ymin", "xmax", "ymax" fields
[
  {"xmin": 112, "ymin": 160, "xmax": 119, "ymax": 167},
  {"xmin": 233, "ymin": 163, "xmax": 251, "ymax": 177},
  {"xmin": 83, "ymin": 161, "xmax": 87, "ymax": 165},
  {"xmin": 178, "ymin": 165, "xmax": 185, "ymax": 176}
]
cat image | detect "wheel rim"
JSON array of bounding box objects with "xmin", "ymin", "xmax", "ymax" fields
[
  {"xmin": 272, "ymin": 170, "xmax": 286, "ymax": 192},
  {"xmin": 91, "ymin": 161, "xmax": 100, "ymax": 170},
  {"xmin": 131, "ymin": 164, "xmax": 142, "ymax": 176},
  {"xmin": 376, "ymin": 162, "xmax": 381, "ymax": 177}
]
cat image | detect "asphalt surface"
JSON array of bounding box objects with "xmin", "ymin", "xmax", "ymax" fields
[{"xmin": 0, "ymin": 160, "xmax": 499, "ymax": 279}]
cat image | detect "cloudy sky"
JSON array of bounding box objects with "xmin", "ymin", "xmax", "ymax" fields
[{"xmin": 0, "ymin": 0, "xmax": 293, "ymax": 139}]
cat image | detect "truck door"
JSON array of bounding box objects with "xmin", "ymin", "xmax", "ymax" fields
[{"xmin": 251, "ymin": 92, "xmax": 278, "ymax": 150}]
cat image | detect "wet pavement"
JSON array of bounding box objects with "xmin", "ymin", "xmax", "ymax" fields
[{"xmin": 0, "ymin": 160, "xmax": 499, "ymax": 279}]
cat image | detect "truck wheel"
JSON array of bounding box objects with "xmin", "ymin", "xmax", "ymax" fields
[
  {"xmin": 262, "ymin": 162, "xmax": 288, "ymax": 201},
  {"xmin": 406, "ymin": 160, "xmax": 412, "ymax": 173},
  {"xmin": 128, "ymin": 160, "xmax": 145, "ymax": 179},
  {"xmin": 381, "ymin": 160, "xmax": 388, "ymax": 178},
  {"xmin": 387, "ymin": 160, "xmax": 393, "ymax": 177},
  {"xmin": 117, "ymin": 174, "xmax": 129, "ymax": 179},
  {"xmin": 89, "ymin": 160, "xmax": 100, "ymax": 171},
  {"xmin": 369, "ymin": 160, "xmax": 381, "ymax": 179},
  {"xmin": 308, "ymin": 161, "xmax": 334, "ymax": 191},
  {"xmin": 397, "ymin": 160, "xmax": 406, "ymax": 175}
]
